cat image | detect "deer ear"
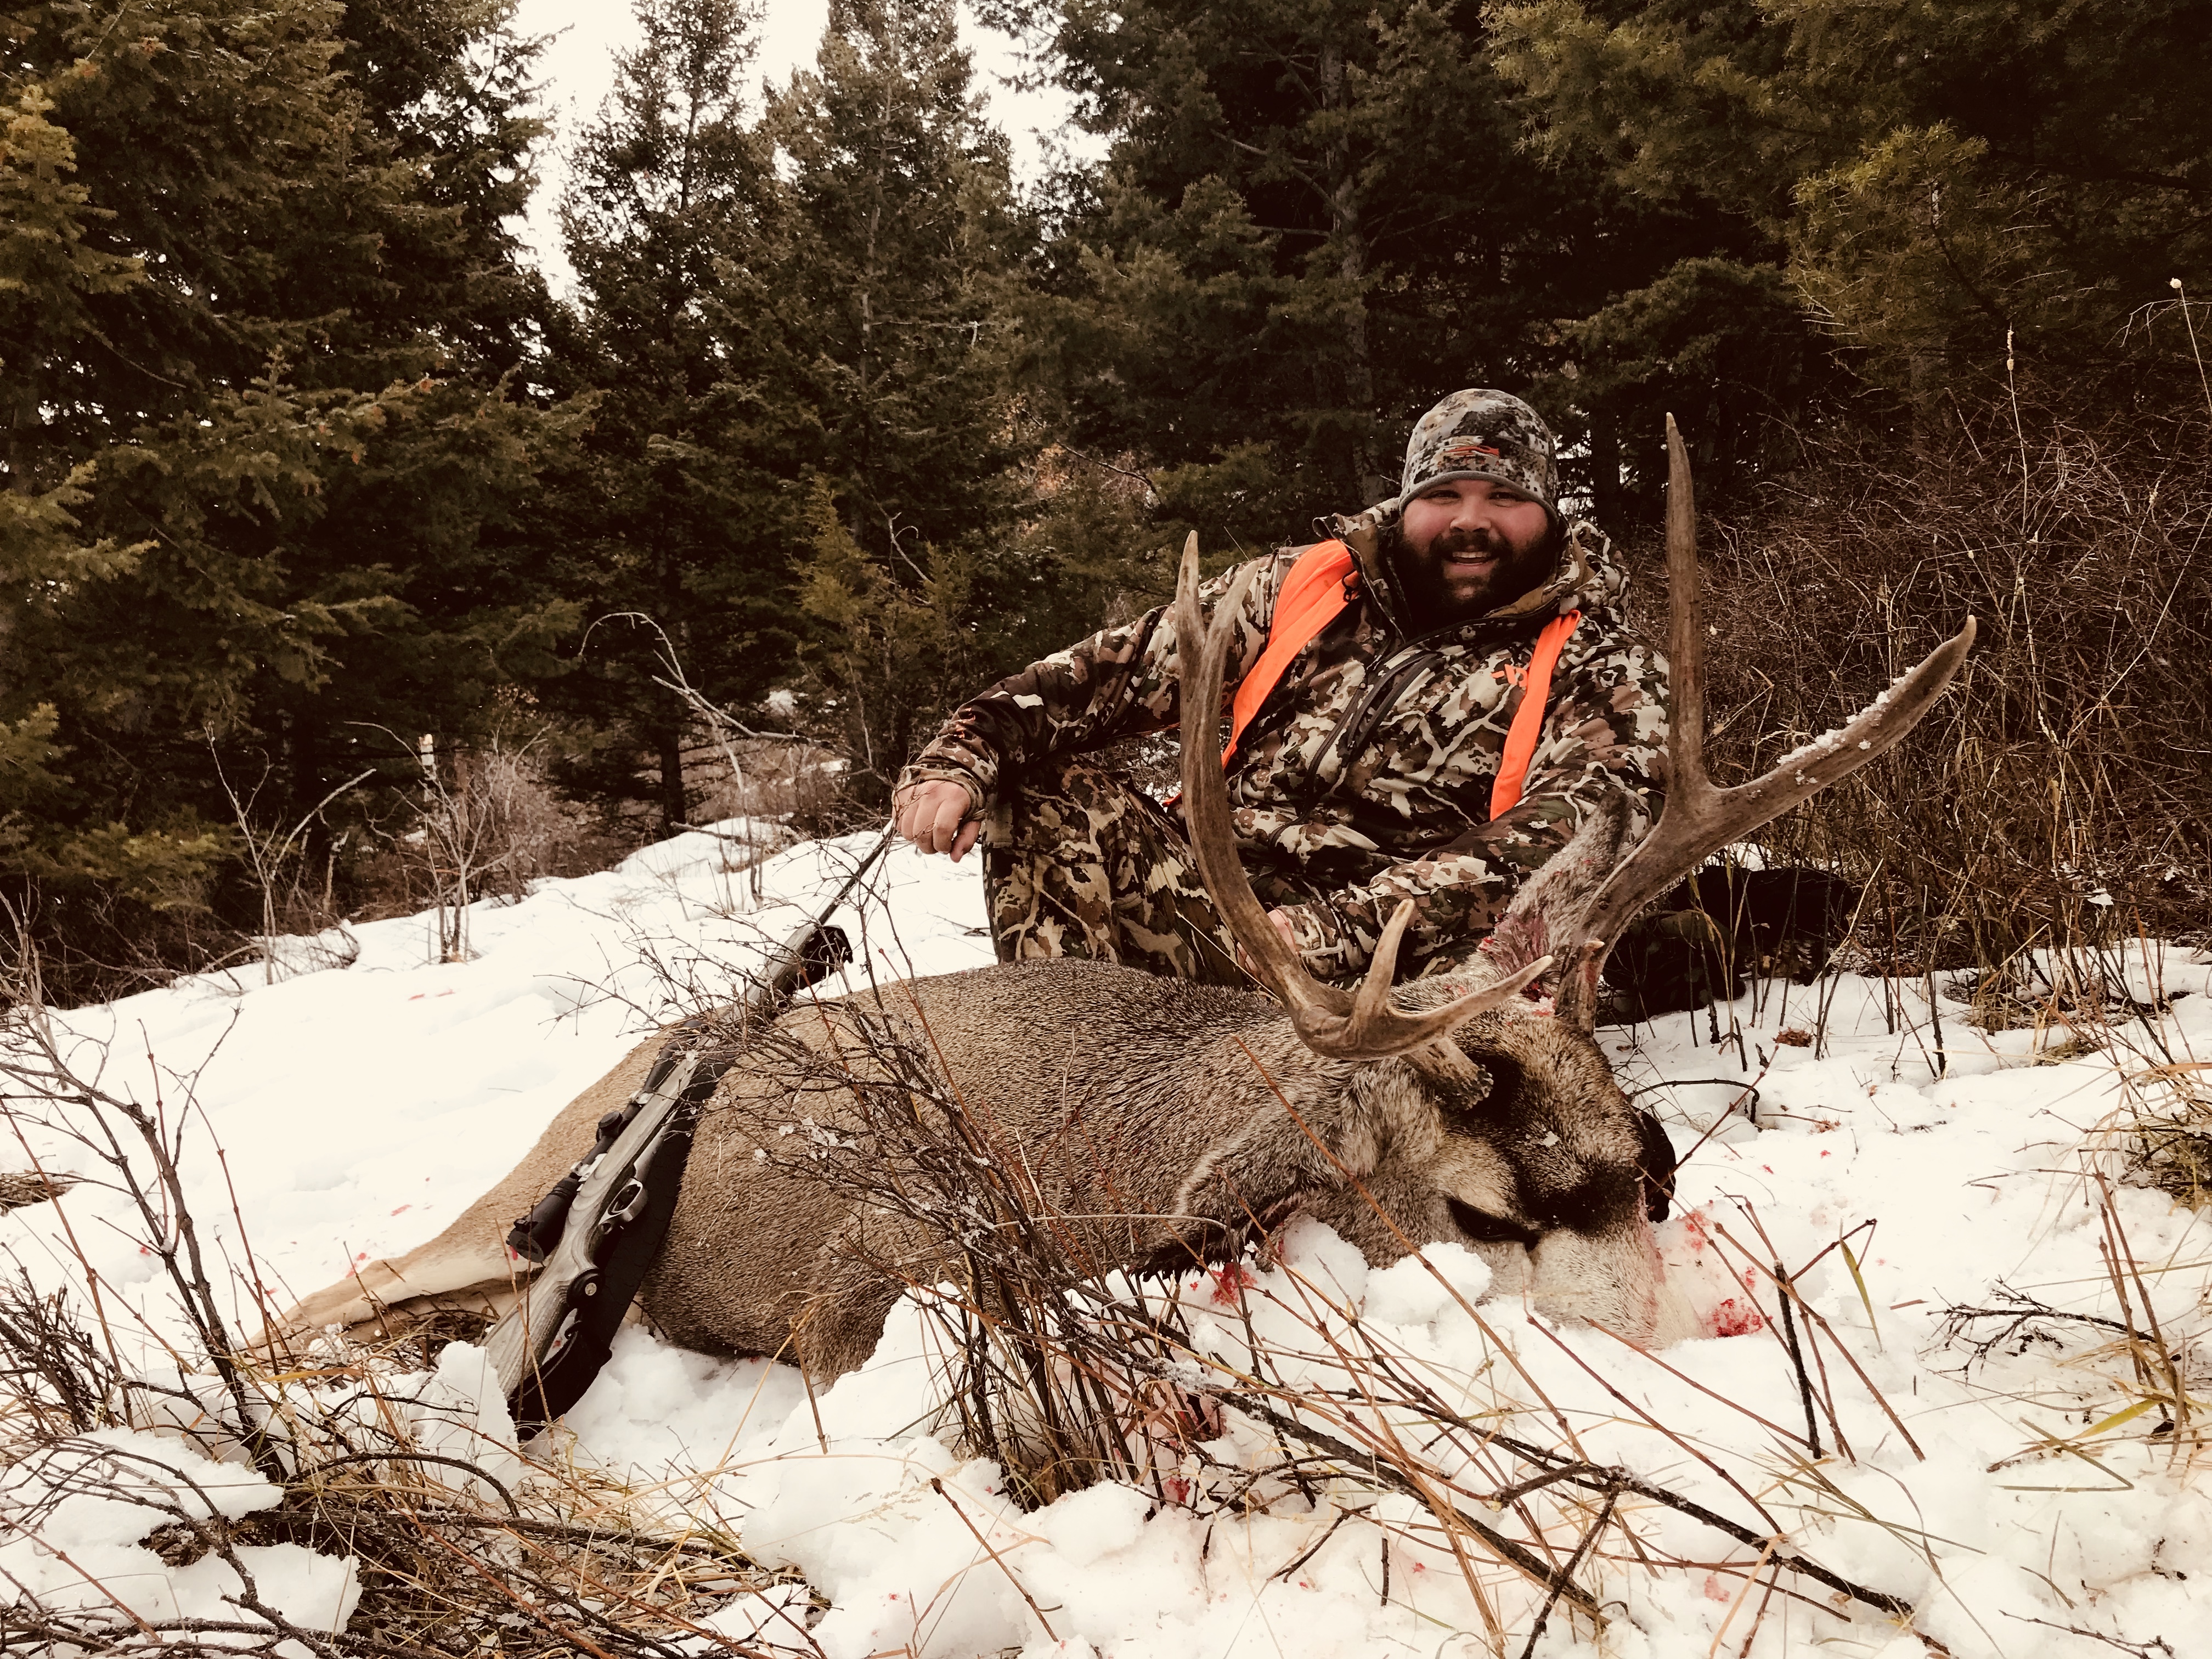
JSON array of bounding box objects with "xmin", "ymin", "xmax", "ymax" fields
[{"xmin": 1485, "ymin": 792, "xmax": 1634, "ymax": 982}]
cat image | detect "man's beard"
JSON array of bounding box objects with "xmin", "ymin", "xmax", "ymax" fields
[{"xmin": 1379, "ymin": 516, "xmax": 1560, "ymax": 627}]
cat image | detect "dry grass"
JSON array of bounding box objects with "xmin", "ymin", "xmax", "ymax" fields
[
  {"xmin": 0, "ymin": 1306, "xmax": 820, "ymax": 1657},
  {"xmin": 2119, "ymin": 1071, "xmax": 2212, "ymax": 1209},
  {"xmin": 0, "ymin": 932, "xmax": 817, "ymax": 1657}
]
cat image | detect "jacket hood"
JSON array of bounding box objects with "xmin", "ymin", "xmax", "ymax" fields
[{"xmin": 1320, "ymin": 503, "xmax": 1626, "ymax": 641}]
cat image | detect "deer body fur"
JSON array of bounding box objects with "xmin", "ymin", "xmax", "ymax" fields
[{"xmin": 283, "ymin": 953, "xmax": 1667, "ymax": 1376}]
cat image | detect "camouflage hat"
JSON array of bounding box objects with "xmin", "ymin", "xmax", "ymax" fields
[{"xmin": 1395, "ymin": 390, "xmax": 1562, "ymax": 528}]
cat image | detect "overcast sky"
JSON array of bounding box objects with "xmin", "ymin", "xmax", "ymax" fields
[{"xmin": 509, "ymin": 0, "xmax": 1086, "ymax": 294}]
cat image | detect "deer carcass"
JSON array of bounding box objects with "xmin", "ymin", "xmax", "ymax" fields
[{"xmin": 279, "ymin": 420, "xmax": 1973, "ymax": 1383}]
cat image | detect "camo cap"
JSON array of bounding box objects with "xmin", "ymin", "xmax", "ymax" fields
[{"xmin": 1396, "ymin": 389, "xmax": 1562, "ymax": 529}]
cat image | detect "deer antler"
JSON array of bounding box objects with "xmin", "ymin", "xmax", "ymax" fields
[
  {"xmin": 1172, "ymin": 537, "xmax": 1549, "ymax": 1077},
  {"xmin": 1549, "ymin": 416, "xmax": 1978, "ymax": 1029}
]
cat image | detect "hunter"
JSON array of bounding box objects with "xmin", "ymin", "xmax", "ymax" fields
[{"xmin": 891, "ymin": 389, "xmax": 1669, "ymax": 986}]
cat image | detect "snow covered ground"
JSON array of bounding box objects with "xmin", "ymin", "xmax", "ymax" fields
[{"xmin": 3, "ymin": 825, "xmax": 2208, "ymax": 1657}]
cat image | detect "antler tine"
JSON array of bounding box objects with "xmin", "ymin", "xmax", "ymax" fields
[
  {"xmin": 1346, "ymin": 901, "xmax": 1555, "ymax": 1055},
  {"xmin": 1173, "ymin": 538, "xmax": 1554, "ymax": 1062},
  {"xmin": 1551, "ymin": 415, "xmax": 1977, "ymax": 1026}
]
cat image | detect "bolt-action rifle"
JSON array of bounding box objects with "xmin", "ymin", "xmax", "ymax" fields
[{"xmin": 484, "ymin": 827, "xmax": 897, "ymax": 1428}]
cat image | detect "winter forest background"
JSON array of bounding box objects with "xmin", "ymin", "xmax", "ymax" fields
[{"xmin": 5, "ymin": 0, "xmax": 2209, "ymax": 1003}]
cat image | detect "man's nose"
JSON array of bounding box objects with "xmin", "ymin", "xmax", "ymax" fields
[{"xmin": 1450, "ymin": 493, "xmax": 1496, "ymax": 531}]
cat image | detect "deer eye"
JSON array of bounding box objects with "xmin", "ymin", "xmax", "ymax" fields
[{"xmin": 1446, "ymin": 1197, "xmax": 1542, "ymax": 1249}]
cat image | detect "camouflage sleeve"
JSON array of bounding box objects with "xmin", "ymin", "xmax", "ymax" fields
[
  {"xmin": 1274, "ymin": 634, "xmax": 1671, "ymax": 975},
  {"xmin": 898, "ymin": 554, "xmax": 1288, "ymax": 812}
]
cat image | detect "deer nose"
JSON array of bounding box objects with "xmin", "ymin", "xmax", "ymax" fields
[{"xmin": 1528, "ymin": 1222, "xmax": 1662, "ymax": 1343}]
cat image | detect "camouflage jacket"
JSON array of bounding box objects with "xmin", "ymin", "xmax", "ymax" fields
[{"xmin": 900, "ymin": 509, "xmax": 1671, "ymax": 977}]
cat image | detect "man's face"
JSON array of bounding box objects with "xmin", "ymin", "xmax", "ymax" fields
[{"xmin": 1393, "ymin": 478, "xmax": 1556, "ymax": 623}]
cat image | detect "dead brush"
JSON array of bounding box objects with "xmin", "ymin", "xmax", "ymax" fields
[
  {"xmin": 0, "ymin": 933, "xmax": 820, "ymax": 1657},
  {"xmin": 1930, "ymin": 1019, "xmax": 2211, "ymax": 1504},
  {"xmin": 255, "ymin": 1379, "xmax": 820, "ymax": 1659},
  {"xmin": 1937, "ymin": 1177, "xmax": 2207, "ymax": 1483},
  {"xmin": 2117, "ymin": 1067, "xmax": 2212, "ymax": 1208},
  {"xmin": 1689, "ymin": 395, "xmax": 2210, "ymax": 979},
  {"xmin": 640, "ymin": 612, "xmax": 856, "ymax": 906},
  {"xmin": 0, "ymin": 1317, "xmax": 826, "ymax": 1656},
  {"xmin": 340, "ymin": 725, "xmax": 635, "ymax": 961}
]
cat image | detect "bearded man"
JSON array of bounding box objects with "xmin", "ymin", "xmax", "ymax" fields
[{"xmin": 891, "ymin": 390, "xmax": 1669, "ymax": 987}]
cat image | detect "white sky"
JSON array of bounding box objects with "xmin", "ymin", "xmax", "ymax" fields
[{"xmin": 510, "ymin": 0, "xmax": 1087, "ymax": 295}]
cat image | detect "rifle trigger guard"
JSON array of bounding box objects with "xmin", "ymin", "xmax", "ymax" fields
[{"xmin": 603, "ymin": 1178, "xmax": 647, "ymax": 1229}]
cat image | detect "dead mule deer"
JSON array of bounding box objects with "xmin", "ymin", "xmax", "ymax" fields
[{"xmin": 279, "ymin": 419, "xmax": 1973, "ymax": 1381}]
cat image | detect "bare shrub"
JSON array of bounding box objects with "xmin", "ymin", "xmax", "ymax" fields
[
  {"xmin": 343, "ymin": 732, "xmax": 640, "ymax": 951},
  {"xmin": 685, "ymin": 733, "xmax": 847, "ymax": 833},
  {"xmin": 206, "ymin": 740, "xmax": 377, "ymax": 985},
  {"xmin": 0, "ymin": 932, "xmax": 814, "ymax": 1656},
  {"xmin": 0, "ymin": 1269, "xmax": 117, "ymax": 1435},
  {"xmin": 1680, "ymin": 398, "xmax": 2210, "ymax": 969}
]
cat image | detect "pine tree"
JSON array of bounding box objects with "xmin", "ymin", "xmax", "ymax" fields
[
  {"xmin": 1, "ymin": 0, "xmax": 579, "ymax": 992},
  {"xmin": 770, "ymin": 0, "xmax": 1036, "ymax": 791},
  {"xmin": 2, "ymin": 0, "xmax": 398, "ymax": 924},
  {"xmin": 994, "ymin": 0, "xmax": 1763, "ymax": 535},
  {"xmin": 537, "ymin": 0, "xmax": 806, "ymax": 831},
  {"xmin": 771, "ymin": 0, "xmax": 1028, "ymax": 564},
  {"xmin": 1490, "ymin": 0, "xmax": 2212, "ymax": 414}
]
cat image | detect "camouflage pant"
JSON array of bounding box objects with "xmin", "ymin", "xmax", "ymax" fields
[{"xmin": 982, "ymin": 759, "xmax": 1308, "ymax": 988}]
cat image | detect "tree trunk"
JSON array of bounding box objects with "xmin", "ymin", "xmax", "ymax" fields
[
  {"xmin": 1590, "ymin": 408, "xmax": 1624, "ymax": 532},
  {"xmin": 657, "ymin": 723, "xmax": 687, "ymax": 835}
]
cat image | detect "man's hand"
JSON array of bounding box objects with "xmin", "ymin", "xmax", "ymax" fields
[
  {"xmin": 893, "ymin": 778, "xmax": 983, "ymax": 862},
  {"xmin": 1238, "ymin": 908, "xmax": 1301, "ymax": 977}
]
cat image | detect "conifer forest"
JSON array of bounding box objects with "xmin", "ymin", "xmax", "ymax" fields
[{"xmin": 4, "ymin": 0, "xmax": 2209, "ymax": 1000}]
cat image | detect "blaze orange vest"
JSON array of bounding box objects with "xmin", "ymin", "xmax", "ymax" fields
[{"xmin": 1216, "ymin": 540, "xmax": 1580, "ymax": 820}]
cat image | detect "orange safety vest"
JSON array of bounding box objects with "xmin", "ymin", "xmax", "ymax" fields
[{"xmin": 1216, "ymin": 540, "xmax": 1581, "ymax": 820}]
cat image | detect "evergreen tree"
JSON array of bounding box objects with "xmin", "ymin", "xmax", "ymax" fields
[
  {"xmin": 1490, "ymin": 0, "xmax": 2212, "ymax": 414},
  {"xmin": 771, "ymin": 0, "xmax": 1027, "ymax": 564},
  {"xmin": 996, "ymin": 0, "xmax": 1759, "ymax": 534},
  {"xmin": 1, "ymin": 0, "xmax": 578, "ymax": 991},
  {"xmin": 331, "ymin": 0, "xmax": 554, "ymax": 374},
  {"xmin": 3, "ymin": 0, "xmax": 408, "ymax": 918},
  {"xmin": 770, "ymin": 0, "xmax": 1037, "ymax": 789},
  {"xmin": 537, "ymin": 0, "xmax": 806, "ymax": 832}
]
